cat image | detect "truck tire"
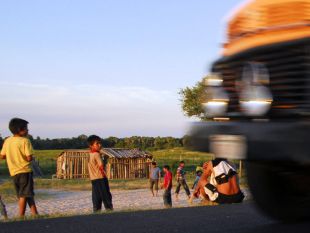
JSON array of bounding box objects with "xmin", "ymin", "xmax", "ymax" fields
[{"xmin": 246, "ymin": 161, "xmax": 310, "ymax": 222}]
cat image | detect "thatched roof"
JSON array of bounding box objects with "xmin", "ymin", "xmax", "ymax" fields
[{"xmin": 59, "ymin": 148, "xmax": 153, "ymax": 159}]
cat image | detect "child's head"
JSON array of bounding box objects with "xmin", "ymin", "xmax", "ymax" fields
[
  {"xmin": 9, "ymin": 118, "xmax": 29, "ymax": 136},
  {"xmin": 163, "ymin": 165, "xmax": 170, "ymax": 172},
  {"xmin": 196, "ymin": 171, "xmax": 202, "ymax": 176},
  {"xmin": 179, "ymin": 161, "xmax": 185, "ymax": 167},
  {"xmin": 151, "ymin": 161, "xmax": 157, "ymax": 167},
  {"xmin": 87, "ymin": 135, "xmax": 102, "ymax": 152}
]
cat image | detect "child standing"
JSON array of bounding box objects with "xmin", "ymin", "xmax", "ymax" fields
[
  {"xmin": 149, "ymin": 161, "xmax": 161, "ymax": 197},
  {"xmin": 175, "ymin": 161, "xmax": 190, "ymax": 200},
  {"xmin": 0, "ymin": 118, "xmax": 38, "ymax": 218},
  {"xmin": 161, "ymin": 165, "xmax": 172, "ymax": 208},
  {"xmin": 87, "ymin": 135, "xmax": 113, "ymax": 212},
  {"xmin": 0, "ymin": 195, "xmax": 8, "ymax": 220},
  {"xmin": 192, "ymin": 170, "xmax": 203, "ymax": 190}
]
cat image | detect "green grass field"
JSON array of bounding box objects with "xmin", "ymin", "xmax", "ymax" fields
[{"xmin": 152, "ymin": 148, "xmax": 213, "ymax": 172}]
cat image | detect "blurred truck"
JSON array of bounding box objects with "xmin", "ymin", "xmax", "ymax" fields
[{"xmin": 190, "ymin": 0, "xmax": 310, "ymax": 221}]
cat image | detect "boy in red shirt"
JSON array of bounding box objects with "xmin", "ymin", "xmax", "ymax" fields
[{"xmin": 161, "ymin": 165, "xmax": 172, "ymax": 208}]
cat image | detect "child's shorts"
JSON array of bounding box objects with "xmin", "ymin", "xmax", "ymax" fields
[
  {"xmin": 149, "ymin": 179, "xmax": 159, "ymax": 191},
  {"xmin": 13, "ymin": 172, "xmax": 35, "ymax": 198}
]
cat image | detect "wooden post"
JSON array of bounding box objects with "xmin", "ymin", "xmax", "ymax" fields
[{"xmin": 239, "ymin": 160, "xmax": 243, "ymax": 178}]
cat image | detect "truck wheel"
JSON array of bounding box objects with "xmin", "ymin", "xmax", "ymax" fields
[{"xmin": 246, "ymin": 161, "xmax": 310, "ymax": 222}]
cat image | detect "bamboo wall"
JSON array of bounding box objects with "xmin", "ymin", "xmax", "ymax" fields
[
  {"xmin": 108, "ymin": 158, "xmax": 151, "ymax": 179},
  {"xmin": 56, "ymin": 151, "xmax": 151, "ymax": 180},
  {"xmin": 56, "ymin": 151, "xmax": 89, "ymax": 179}
]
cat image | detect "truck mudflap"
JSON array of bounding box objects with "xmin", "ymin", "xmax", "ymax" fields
[{"xmin": 188, "ymin": 121, "xmax": 310, "ymax": 163}]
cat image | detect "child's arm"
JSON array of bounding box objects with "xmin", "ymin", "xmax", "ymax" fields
[
  {"xmin": 99, "ymin": 165, "xmax": 106, "ymax": 177},
  {"xmin": 25, "ymin": 138, "xmax": 34, "ymax": 162},
  {"xmin": 166, "ymin": 181, "xmax": 171, "ymax": 190},
  {"xmin": 176, "ymin": 167, "xmax": 181, "ymax": 180},
  {"xmin": 0, "ymin": 140, "xmax": 6, "ymax": 160},
  {"xmin": 95, "ymin": 153, "xmax": 106, "ymax": 177},
  {"xmin": 26, "ymin": 155, "xmax": 33, "ymax": 162}
]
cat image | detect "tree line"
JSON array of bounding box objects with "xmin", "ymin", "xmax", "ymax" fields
[{"xmin": 0, "ymin": 134, "xmax": 186, "ymax": 151}]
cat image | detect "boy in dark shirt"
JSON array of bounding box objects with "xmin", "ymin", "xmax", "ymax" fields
[{"xmin": 161, "ymin": 165, "xmax": 172, "ymax": 208}]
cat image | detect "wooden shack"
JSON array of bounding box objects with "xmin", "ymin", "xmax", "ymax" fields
[{"xmin": 55, "ymin": 148, "xmax": 153, "ymax": 179}]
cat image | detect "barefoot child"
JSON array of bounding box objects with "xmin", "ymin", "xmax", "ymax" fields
[
  {"xmin": 149, "ymin": 161, "xmax": 161, "ymax": 197},
  {"xmin": 0, "ymin": 118, "xmax": 38, "ymax": 218},
  {"xmin": 161, "ymin": 165, "xmax": 172, "ymax": 208},
  {"xmin": 0, "ymin": 195, "xmax": 8, "ymax": 220},
  {"xmin": 87, "ymin": 135, "xmax": 113, "ymax": 212},
  {"xmin": 175, "ymin": 161, "xmax": 190, "ymax": 200},
  {"xmin": 192, "ymin": 169, "xmax": 203, "ymax": 190}
]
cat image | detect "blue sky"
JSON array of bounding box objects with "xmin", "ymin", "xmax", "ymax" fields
[{"xmin": 0, "ymin": 0, "xmax": 243, "ymax": 138}]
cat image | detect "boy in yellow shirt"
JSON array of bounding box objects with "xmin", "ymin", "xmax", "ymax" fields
[{"xmin": 0, "ymin": 118, "xmax": 38, "ymax": 218}]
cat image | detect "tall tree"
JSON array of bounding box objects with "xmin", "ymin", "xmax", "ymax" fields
[{"xmin": 179, "ymin": 78, "xmax": 207, "ymax": 120}]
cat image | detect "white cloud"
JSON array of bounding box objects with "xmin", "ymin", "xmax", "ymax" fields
[{"xmin": 0, "ymin": 82, "xmax": 188, "ymax": 138}]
